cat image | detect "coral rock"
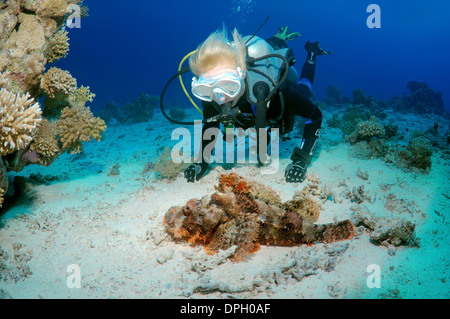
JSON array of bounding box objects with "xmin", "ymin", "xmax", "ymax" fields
[
  {"xmin": 69, "ymin": 85, "xmax": 96, "ymax": 107},
  {"xmin": 0, "ymin": 88, "xmax": 42, "ymax": 156},
  {"xmin": 29, "ymin": 118, "xmax": 60, "ymax": 160},
  {"xmin": 36, "ymin": 0, "xmax": 69, "ymax": 18},
  {"xmin": 41, "ymin": 67, "xmax": 77, "ymax": 99},
  {"xmin": 56, "ymin": 105, "xmax": 106, "ymax": 154},
  {"xmin": 164, "ymin": 173, "xmax": 355, "ymax": 262},
  {"xmin": 5, "ymin": 13, "xmax": 46, "ymax": 59},
  {"xmin": 45, "ymin": 30, "xmax": 69, "ymax": 64}
]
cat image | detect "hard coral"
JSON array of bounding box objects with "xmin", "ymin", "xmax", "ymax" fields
[
  {"xmin": 395, "ymin": 136, "xmax": 433, "ymax": 171},
  {"xmin": 29, "ymin": 119, "xmax": 60, "ymax": 160},
  {"xmin": 45, "ymin": 30, "xmax": 69, "ymax": 64},
  {"xmin": 69, "ymin": 85, "xmax": 95, "ymax": 107},
  {"xmin": 56, "ymin": 105, "xmax": 106, "ymax": 154},
  {"xmin": 0, "ymin": 88, "xmax": 42, "ymax": 156},
  {"xmin": 356, "ymin": 116, "xmax": 385, "ymax": 139},
  {"xmin": 164, "ymin": 173, "xmax": 355, "ymax": 262},
  {"xmin": 41, "ymin": 67, "xmax": 77, "ymax": 99},
  {"xmin": 347, "ymin": 116, "xmax": 385, "ymax": 144},
  {"xmin": 36, "ymin": 0, "xmax": 69, "ymax": 18}
]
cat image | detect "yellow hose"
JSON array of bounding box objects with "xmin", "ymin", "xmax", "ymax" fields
[{"xmin": 178, "ymin": 50, "xmax": 203, "ymax": 115}]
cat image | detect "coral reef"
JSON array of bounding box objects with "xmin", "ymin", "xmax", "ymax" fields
[
  {"xmin": 397, "ymin": 136, "xmax": 433, "ymax": 170},
  {"xmin": 97, "ymin": 93, "xmax": 160, "ymax": 124},
  {"xmin": 347, "ymin": 116, "xmax": 385, "ymax": 143},
  {"xmin": 56, "ymin": 105, "xmax": 106, "ymax": 154},
  {"xmin": 40, "ymin": 67, "xmax": 77, "ymax": 118},
  {"xmin": 323, "ymin": 84, "xmax": 350, "ymax": 106},
  {"xmin": 385, "ymin": 81, "xmax": 445, "ymax": 114},
  {"xmin": 29, "ymin": 119, "xmax": 60, "ymax": 162},
  {"xmin": 402, "ymin": 81, "xmax": 445, "ymax": 114},
  {"xmin": 1, "ymin": 12, "xmax": 47, "ymax": 96},
  {"xmin": 44, "ymin": 30, "xmax": 69, "ymax": 63},
  {"xmin": 383, "ymin": 123, "xmax": 398, "ymax": 139},
  {"xmin": 152, "ymin": 147, "xmax": 186, "ymax": 180},
  {"xmin": 36, "ymin": 0, "xmax": 72, "ymax": 19},
  {"xmin": 122, "ymin": 93, "xmax": 158, "ymax": 123},
  {"xmin": 69, "ymin": 85, "xmax": 95, "ymax": 107},
  {"xmin": 97, "ymin": 101, "xmax": 125, "ymax": 124},
  {"xmin": 370, "ymin": 221, "xmax": 418, "ymax": 247},
  {"xmin": 0, "ymin": 88, "xmax": 42, "ymax": 156},
  {"xmin": 41, "ymin": 67, "xmax": 77, "ymax": 99},
  {"xmin": 327, "ymin": 104, "xmax": 371, "ymax": 135},
  {"xmin": 0, "ymin": 1, "xmax": 105, "ymax": 206},
  {"xmin": 0, "ymin": 244, "xmax": 33, "ymax": 282},
  {"xmin": 164, "ymin": 173, "xmax": 355, "ymax": 262},
  {"xmin": 345, "ymin": 185, "xmax": 372, "ymax": 204},
  {"xmin": 283, "ymin": 175, "xmax": 322, "ymax": 223}
]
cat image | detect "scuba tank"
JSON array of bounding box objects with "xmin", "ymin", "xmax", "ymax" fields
[{"xmin": 243, "ymin": 35, "xmax": 296, "ymax": 106}]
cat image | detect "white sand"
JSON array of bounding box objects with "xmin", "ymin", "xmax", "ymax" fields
[{"xmin": 0, "ymin": 109, "xmax": 448, "ymax": 299}]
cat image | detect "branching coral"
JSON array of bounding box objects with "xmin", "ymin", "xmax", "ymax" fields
[
  {"xmin": 0, "ymin": 88, "xmax": 42, "ymax": 156},
  {"xmin": 356, "ymin": 116, "xmax": 385, "ymax": 139},
  {"xmin": 69, "ymin": 85, "xmax": 95, "ymax": 107},
  {"xmin": 29, "ymin": 119, "xmax": 60, "ymax": 160},
  {"xmin": 153, "ymin": 147, "xmax": 186, "ymax": 180},
  {"xmin": 164, "ymin": 173, "xmax": 355, "ymax": 262},
  {"xmin": 45, "ymin": 30, "xmax": 69, "ymax": 63},
  {"xmin": 347, "ymin": 116, "xmax": 385, "ymax": 144},
  {"xmin": 56, "ymin": 105, "xmax": 106, "ymax": 154},
  {"xmin": 0, "ymin": 0, "xmax": 94, "ymax": 208},
  {"xmin": 41, "ymin": 67, "xmax": 77, "ymax": 99}
]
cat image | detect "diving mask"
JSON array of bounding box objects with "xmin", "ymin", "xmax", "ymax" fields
[{"xmin": 191, "ymin": 67, "xmax": 244, "ymax": 104}]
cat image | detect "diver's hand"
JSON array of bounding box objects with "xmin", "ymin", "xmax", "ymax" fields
[
  {"xmin": 184, "ymin": 163, "xmax": 207, "ymax": 183},
  {"xmin": 284, "ymin": 160, "xmax": 307, "ymax": 183}
]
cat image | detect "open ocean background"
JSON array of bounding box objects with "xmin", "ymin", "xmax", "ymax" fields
[{"xmin": 56, "ymin": 0, "xmax": 450, "ymax": 113}]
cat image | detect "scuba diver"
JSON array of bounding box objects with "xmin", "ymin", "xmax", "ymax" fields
[{"xmin": 183, "ymin": 25, "xmax": 334, "ymax": 183}]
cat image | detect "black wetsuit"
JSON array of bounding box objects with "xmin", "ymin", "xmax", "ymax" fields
[{"xmin": 196, "ymin": 37, "xmax": 322, "ymax": 171}]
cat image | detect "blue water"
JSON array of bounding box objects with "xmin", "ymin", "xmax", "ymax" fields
[{"xmin": 56, "ymin": 0, "xmax": 450, "ymax": 113}]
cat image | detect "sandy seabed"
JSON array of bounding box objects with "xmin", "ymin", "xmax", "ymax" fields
[{"xmin": 0, "ymin": 108, "xmax": 449, "ymax": 299}]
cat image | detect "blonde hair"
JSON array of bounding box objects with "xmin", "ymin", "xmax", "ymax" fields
[{"xmin": 189, "ymin": 27, "xmax": 247, "ymax": 76}]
